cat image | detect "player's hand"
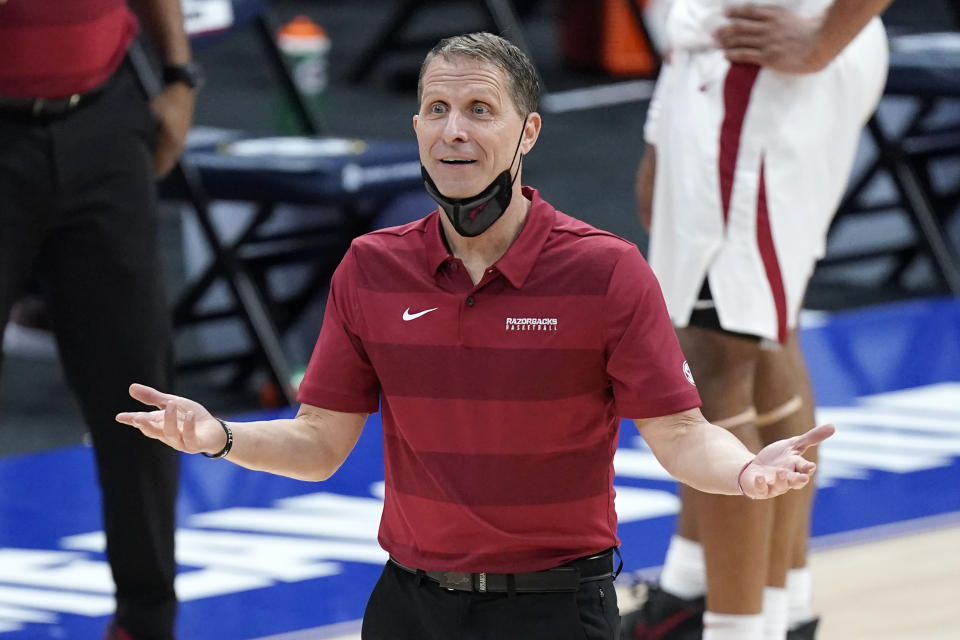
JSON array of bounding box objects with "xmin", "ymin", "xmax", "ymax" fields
[
  {"xmin": 714, "ymin": 5, "xmax": 829, "ymax": 74},
  {"xmin": 116, "ymin": 383, "xmax": 226, "ymax": 455},
  {"xmin": 738, "ymin": 423, "xmax": 834, "ymax": 499},
  {"xmin": 150, "ymin": 83, "xmax": 194, "ymax": 177}
]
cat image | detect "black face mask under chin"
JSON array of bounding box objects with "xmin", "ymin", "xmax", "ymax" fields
[{"xmin": 421, "ymin": 122, "xmax": 526, "ymax": 238}]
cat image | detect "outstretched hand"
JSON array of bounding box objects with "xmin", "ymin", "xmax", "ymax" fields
[
  {"xmin": 739, "ymin": 423, "xmax": 835, "ymax": 499},
  {"xmin": 116, "ymin": 383, "xmax": 226, "ymax": 455}
]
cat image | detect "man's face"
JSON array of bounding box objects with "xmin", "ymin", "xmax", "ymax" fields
[{"xmin": 414, "ymin": 56, "xmax": 530, "ymax": 199}]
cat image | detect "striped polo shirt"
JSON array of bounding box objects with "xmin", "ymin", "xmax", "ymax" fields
[
  {"xmin": 0, "ymin": 0, "xmax": 137, "ymax": 98},
  {"xmin": 298, "ymin": 186, "xmax": 701, "ymax": 573}
]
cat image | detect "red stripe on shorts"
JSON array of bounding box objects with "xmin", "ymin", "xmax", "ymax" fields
[
  {"xmin": 718, "ymin": 63, "xmax": 761, "ymax": 224},
  {"xmin": 756, "ymin": 159, "xmax": 788, "ymax": 343}
]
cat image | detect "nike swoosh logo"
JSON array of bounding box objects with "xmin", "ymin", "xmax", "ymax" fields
[{"xmin": 403, "ymin": 307, "xmax": 438, "ymax": 321}]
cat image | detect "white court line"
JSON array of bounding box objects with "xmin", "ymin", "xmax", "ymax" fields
[
  {"xmin": 541, "ymin": 80, "xmax": 656, "ymax": 113},
  {"xmin": 253, "ymin": 618, "xmax": 362, "ymax": 640},
  {"xmin": 808, "ymin": 510, "xmax": 960, "ymax": 552},
  {"xmin": 240, "ymin": 513, "xmax": 960, "ymax": 640}
]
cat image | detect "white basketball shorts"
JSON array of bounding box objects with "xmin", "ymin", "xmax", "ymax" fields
[{"xmin": 645, "ymin": 17, "xmax": 888, "ymax": 342}]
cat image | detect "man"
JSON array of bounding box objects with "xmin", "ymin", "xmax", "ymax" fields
[
  {"xmin": 116, "ymin": 32, "xmax": 831, "ymax": 640},
  {"xmin": 0, "ymin": 1, "xmax": 196, "ymax": 638},
  {"xmin": 627, "ymin": 2, "xmax": 890, "ymax": 639}
]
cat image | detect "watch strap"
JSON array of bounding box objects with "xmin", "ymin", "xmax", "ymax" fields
[{"xmin": 162, "ymin": 63, "xmax": 202, "ymax": 89}]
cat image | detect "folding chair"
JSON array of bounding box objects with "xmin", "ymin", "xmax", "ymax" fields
[
  {"xmin": 163, "ymin": 131, "xmax": 423, "ymax": 406},
  {"xmin": 136, "ymin": 1, "xmax": 427, "ymax": 405}
]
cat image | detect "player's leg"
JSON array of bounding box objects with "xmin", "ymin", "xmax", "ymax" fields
[
  {"xmin": 656, "ymin": 484, "xmax": 704, "ymax": 599},
  {"xmin": 752, "ymin": 330, "xmax": 809, "ymax": 640},
  {"xmin": 675, "ymin": 325, "xmax": 772, "ymax": 640},
  {"xmin": 755, "ymin": 330, "xmax": 820, "ymax": 640},
  {"xmin": 625, "ymin": 286, "xmax": 770, "ymax": 640}
]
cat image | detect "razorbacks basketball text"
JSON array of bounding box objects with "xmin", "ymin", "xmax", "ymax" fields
[{"xmin": 504, "ymin": 317, "xmax": 558, "ymax": 331}]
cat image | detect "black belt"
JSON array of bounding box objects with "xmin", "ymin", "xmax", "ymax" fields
[
  {"xmin": 0, "ymin": 88, "xmax": 104, "ymax": 117},
  {"xmin": 389, "ymin": 549, "xmax": 615, "ymax": 594}
]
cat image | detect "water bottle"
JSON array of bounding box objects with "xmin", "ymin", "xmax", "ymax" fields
[{"xmin": 275, "ymin": 15, "xmax": 330, "ymax": 134}]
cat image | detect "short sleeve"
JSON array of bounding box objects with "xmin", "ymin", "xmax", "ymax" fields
[
  {"xmin": 605, "ymin": 246, "xmax": 701, "ymax": 418},
  {"xmin": 297, "ymin": 246, "xmax": 381, "ymax": 413}
]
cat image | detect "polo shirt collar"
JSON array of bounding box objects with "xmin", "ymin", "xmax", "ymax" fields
[{"xmin": 424, "ymin": 186, "xmax": 555, "ymax": 289}]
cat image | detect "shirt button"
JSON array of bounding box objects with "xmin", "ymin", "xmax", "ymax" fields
[
  {"xmin": 466, "ymin": 296, "xmax": 475, "ymax": 307},
  {"xmin": 450, "ymin": 262, "xmax": 459, "ymax": 271}
]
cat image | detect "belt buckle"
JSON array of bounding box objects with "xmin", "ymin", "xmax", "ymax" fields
[
  {"xmin": 31, "ymin": 98, "xmax": 45, "ymax": 116},
  {"xmin": 439, "ymin": 571, "xmax": 475, "ymax": 592}
]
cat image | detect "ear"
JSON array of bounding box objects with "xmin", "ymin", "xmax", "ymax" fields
[
  {"xmin": 520, "ymin": 112, "xmax": 542, "ymax": 155},
  {"xmin": 412, "ymin": 113, "xmax": 419, "ymax": 133}
]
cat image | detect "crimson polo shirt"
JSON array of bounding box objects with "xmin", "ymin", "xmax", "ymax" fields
[
  {"xmin": 298, "ymin": 186, "xmax": 701, "ymax": 573},
  {"xmin": 0, "ymin": 0, "xmax": 137, "ymax": 98}
]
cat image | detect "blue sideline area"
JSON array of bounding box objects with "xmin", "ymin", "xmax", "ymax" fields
[{"xmin": 0, "ymin": 296, "xmax": 958, "ymax": 638}]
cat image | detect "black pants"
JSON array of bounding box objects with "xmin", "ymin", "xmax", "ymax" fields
[
  {"xmin": 361, "ymin": 562, "xmax": 620, "ymax": 640},
  {"xmin": 0, "ymin": 60, "xmax": 179, "ymax": 639}
]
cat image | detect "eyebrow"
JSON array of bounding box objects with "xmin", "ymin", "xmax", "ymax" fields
[{"xmin": 421, "ymin": 92, "xmax": 500, "ymax": 109}]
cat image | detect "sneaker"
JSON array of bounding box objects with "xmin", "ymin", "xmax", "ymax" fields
[
  {"xmin": 103, "ymin": 622, "xmax": 174, "ymax": 640},
  {"xmin": 103, "ymin": 623, "xmax": 136, "ymax": 640},
  {"xmin": 620, "ymin": 584, "xmax": 705, "ymax": 640},
  {"xmin": 787, "ymin": 617, "xmax": 820, "ymax": 640}
]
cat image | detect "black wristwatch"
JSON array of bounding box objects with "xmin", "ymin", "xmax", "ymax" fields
[{"xmin": 162, "ymin": 62, "xmax": 204, "ymax": 90}]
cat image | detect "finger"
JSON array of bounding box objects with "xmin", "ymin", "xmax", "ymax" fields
[
  {"xmin": 182, "ymin": 410, "xmax": 197, "ymax": 450},
  {"xmin": 787, "ymin": 472, "xmax": 810, "ymax": 489},
  {"xmin": 725, "ymin": 5, "xmax": 778, "ymax": 21},
  {"xmin": 767, "ymin": 470, "xmax": 789, "ymax": 495},
  {"xmin": 131, "ymin": 413, "xmax": 164, "ymax": 439},
  {"xmin": 794, "ymin": 459, "xmax": 816, "ymax": 474},
  {"xmin": 723, "ymin": 48, "xmax": 765, "ymax": 65},
  {"xmin": 162, "ymin": 402, "xmax": 185, "ymax": 448},
  {"xmin": 129, "ymin": 383, "xmax": 175, "ymax": 408},
  {"xmin": 793, "ymin": 423, "xmax": 836, "ymax": 451},
  {"xmin": 715, "ymin": 20, "xmax": 769, "ymax": 40},
  {"xmin": 118, "ymin": 409, "xmax": 164, "ymax": 428},
  {"xmin": 748, "ymin": 472, "xmax": 768, "ymax": 499},
  {"xmin": 116, "ymin": 412, "xmax": 139, "ymax": 426},
  {"xmin": 717, "ymin": 33, "xmax": 769, "ymax": 52}
]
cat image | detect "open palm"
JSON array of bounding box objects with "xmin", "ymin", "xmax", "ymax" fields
[
  {"xmin": 740, "ymin": 423, "xmax": 835, "ymax": 498},
  {"xmin": 115, "ymin": 383, "xmax": 225, "ymax": 455}
]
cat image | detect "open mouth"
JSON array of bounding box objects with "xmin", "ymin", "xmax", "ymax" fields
[{"xmin": 440, "ymin": 159, "xmax": 476, "ymax": 165}]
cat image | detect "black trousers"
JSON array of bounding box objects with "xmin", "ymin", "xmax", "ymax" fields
[
  {"xmin": 361, "ymin": 561, "xmax": 621, "ymax": 640},
  {"xmin": 0, "ymin": 60, "xmax": 179, "ymax": 639}
]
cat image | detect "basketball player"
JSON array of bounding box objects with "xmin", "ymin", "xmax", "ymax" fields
[{"xmin": 627, "ymin": 1, "xmax": 891, "ymax": 639}]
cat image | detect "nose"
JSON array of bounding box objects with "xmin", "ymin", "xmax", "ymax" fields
[{"xmin": 441, "ymin": 110, "xmax": 469, "ymax": 144}]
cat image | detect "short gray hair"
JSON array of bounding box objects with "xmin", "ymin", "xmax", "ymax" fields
[{"xmin": 417, "ymin": 32, "xmax": 541, "ymax": 116}]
